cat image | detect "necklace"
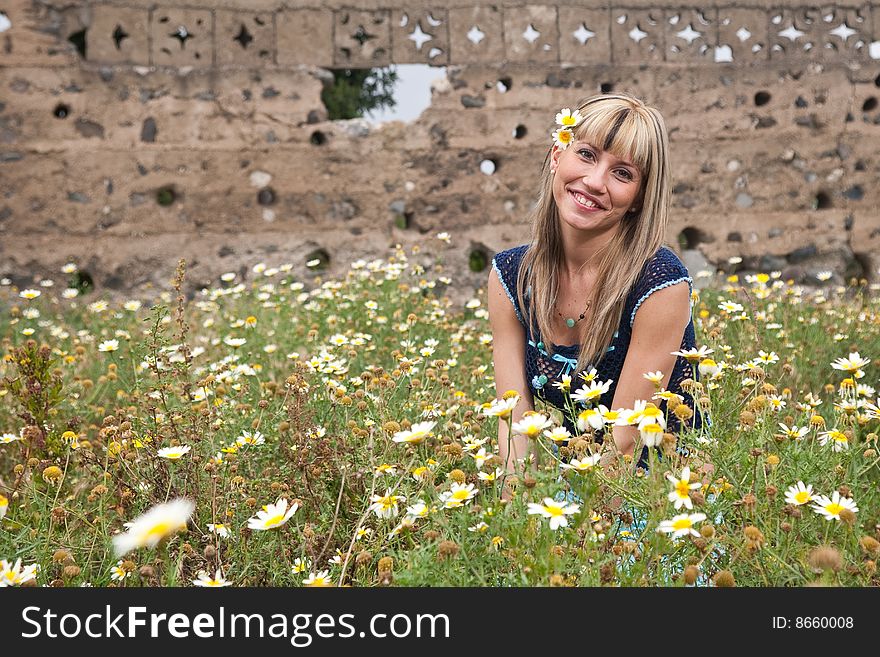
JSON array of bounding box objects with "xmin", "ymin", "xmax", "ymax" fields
[{"xmin": 556, "ymin": 298, "xmax": 592, "ymax": 328}]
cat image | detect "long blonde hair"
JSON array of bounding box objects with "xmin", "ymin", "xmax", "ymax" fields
[{"xmin": 514, "ymin": 92, "xmax": 671, "ymax": 374}]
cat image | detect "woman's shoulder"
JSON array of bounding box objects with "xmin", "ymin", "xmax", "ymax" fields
[
  {"xmin": 492, "ymin": 243, "xmax": 530, "ymax": 268},
  {"xmin": 637, "ymin": 245, "xmax": 692, "ymax": 285}
]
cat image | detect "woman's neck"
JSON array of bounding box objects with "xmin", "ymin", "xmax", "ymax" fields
[{"xmin": 559, "ymin": 224, "xmax": 617, "ymax": 280}]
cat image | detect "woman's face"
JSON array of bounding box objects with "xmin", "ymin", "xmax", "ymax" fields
[{"xmin": 550, "ymin": 139, "xmax": 643, "ymax": 236}]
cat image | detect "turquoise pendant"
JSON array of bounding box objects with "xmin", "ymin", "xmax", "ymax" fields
[
  {"xmin": 536, "ymin": 341, "xmax": 544, "ymax": 350},
  {"xmin": 565, "ymin": 318, "xmax": 575, "ymax": 328},
  {"xmin": 538, "ymin": 374, "xmax": 548, "ymax": 385}
]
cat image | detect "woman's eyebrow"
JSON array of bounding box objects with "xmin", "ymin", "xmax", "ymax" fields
[{"xmin": 580, "ymin": 141, "xmax": 638, "ymax": 170}]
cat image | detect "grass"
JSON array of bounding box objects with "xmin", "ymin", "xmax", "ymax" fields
[{"xmin": 0, "ymin": 242, "xmax": 878, "ymax": 587}]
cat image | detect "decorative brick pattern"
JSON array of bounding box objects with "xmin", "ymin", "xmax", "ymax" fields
[
  {"xmin": 152, "ymin": 8, "xmax": 213, "ymax": 68},
  {"xmin": 503, "ymin": 5, "xmax": 560, "ymax": 64},
  {"xmin": 215, "ymin": 10, "xmax": 275, "ymax": 67},
  {"xmin": 558, "ymin": 7, "xmax": 612, "ymax": 65},
  {"xmin": 392, "ymin": 9, "xmax": 449, "ymax": 64},
  {"xmin": 333, "ymin": 9, "xmax": 392, "ymax": 67},
  {"xmin": 88, "ymin": 4, "xmax": 150, "ymax": 65},
  {"xmin": 447, "ymin": 5, "xmax": 504, "ymax": 64},
  {"xmin": 611, "ymin": 8, "xmax": 665, "ymax": 64}
]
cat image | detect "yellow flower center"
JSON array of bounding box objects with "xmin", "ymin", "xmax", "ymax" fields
[
  {"xmin": 263, "ymin": 514, "xmax": 285, "ymax": 528},
  {"xmin": 452, "ymin": 490, "xmax": 471, "ymax": 501},
  {"xmin": 558, "ymin": 130, "xmax": 572, "ymax": 143},
  {"xmin": 545, "ymin": 506, "xmax": 564, "ymax": 517},
  {"xmin": 144, "ymin": 521, "xmax": 174, "ymax": 541},
  {"xmin": 794, "ymin": 491, "xmax": 811, "ymax": 504},
  {"xmin": 561, "ymin": 115, "xmax": 577, "ymax": 126},
  {"xmin": 675, "ymin": 481, "xmax": 691, "ymax": 498},
  {"xmin": 671, "ymin": 518, "xmax": 692, "ymax": 531},
  {"xmin": 825, "ymin": 503, "xmax": 843, "ymax": 516}
]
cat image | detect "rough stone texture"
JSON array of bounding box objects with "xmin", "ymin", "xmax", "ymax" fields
[{"xmin": 1, "ymin": 1, "xmax": 880, "ymax": 303}]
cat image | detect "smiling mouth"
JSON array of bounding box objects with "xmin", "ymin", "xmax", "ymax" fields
[{"xmin": 569, "ymin": 190, "xmax": 604, "ymax": 211}]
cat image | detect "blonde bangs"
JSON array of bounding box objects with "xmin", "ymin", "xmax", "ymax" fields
[{"xmin": 573, "ymin": 103, "xmax": 653, "ymax": 176}]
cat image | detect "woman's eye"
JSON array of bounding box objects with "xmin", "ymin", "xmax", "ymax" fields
[
  {"xmin": 617, "ymin": 170, "xmax": 633, "ymax": 180},
  {"xmin": 578, "ymin": 149, "xmax": 594, "ymax": 160}
]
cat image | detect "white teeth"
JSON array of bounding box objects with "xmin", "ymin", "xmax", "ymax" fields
[{"xmin": 573, "ymin": 192, "xmax": 598, "ymax": 209}]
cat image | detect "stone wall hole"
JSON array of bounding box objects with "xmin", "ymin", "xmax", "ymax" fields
[
  {"xmin": 754, "ymin": 90, "xmax": 771, "ymax": 106},
  {"xmin": 68, "ymin": 29, "xmax": 86, "ymax": 58},
  {"xmin": 468, "ymin": 247, "xmax": 488, "ymax": 272},
  {"xmin": 678, "ymin": 226, "xmax": 709, "ymax": 250},
  {"xmin": 53, "ymin": 103, "xmax": 71, "ymax": 119},
  {"xmin": 813, "ymin": 191, "xmax": 832, "ymax": 209},
  {"xmin": 156, "ymin": 186, "xmax": 177, "ymax": 207}
]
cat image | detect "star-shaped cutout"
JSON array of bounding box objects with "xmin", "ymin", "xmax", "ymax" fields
[
  {"xmin": 170, "ymin": 25, "xmax": 192, "ymax": 48},
  {"xmin": 573, "ymin": 23, "xmax": 595, "ymax": 45},
  {"xmin": 778, "ymin": 25, "xmax": 804, "ymax": 42},
  {"xmin": 736, "ymin": 27, "xmax": 751, "ymax": 42},
  {"xmin": 234, "ymin": 24, "xmax": 253, "ymax": 49},
  {"xmin": 676, "ymin": 24, "xmax": 701, "ymax": 45},
  {"xmin": 112, "ymin": 24, "xmax": 129, "ymax": 50},
  {"xmin": 408, "ymin": 23, "xmax": 432, "ymax": 50},
  {"xmin": 829, "ymin": 22, "xmax": 856, "ymax": 41},
  {"xmin": 467, "ymin": 25, "xmax": 485, "ymax": 45},
  {"xmin": 629, "ymin": 25, "xmax": 648, "ymax": 43},
  {"xmin": 523, "ymin": 24, "xmax": 540, "ymax": 44}
]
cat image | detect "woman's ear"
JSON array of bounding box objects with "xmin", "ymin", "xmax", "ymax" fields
[{"xmin": 550, "ymin": 145, "xmax": 560, "ymax": 170}]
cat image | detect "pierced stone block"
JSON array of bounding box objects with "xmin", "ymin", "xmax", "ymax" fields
[
  {"xmin": 611, "ymin": 9, "xmax": 664, "ymax": 63},
  {"xmin": 277, "ymin": 9, "xmax": 333, "ymax": 67},
  {"xmin": 215, "ymin": 10, "xmax": 274, "ymax": 67},
  {"xmin": 558, "ymin": 7, "xmax": 611, "ymax": 64},
  {"xmin": 664, "ymin": 8, "xmax": 716, "ymax": 62},
  {"xmin": 816, "ymin": 4, "xmax": 872, "ymax": 62},
  {"xmin": 503, "ymin": 5, "xmax": 560, "ymax": 63},
  {"xmin": 88, "ymin": 4, "xmax": 150, "ymax": 65},
  {"xmin": 448, "ymin": 6, "xmax": 504, "ymax": 64},
  {"xmin": 717, "ymin": 7, "xmax": 768, "ymax": 64},
  {"xmin": 768, "ymin": 7, "xmax": 824, "ymax": 60},
  {"xmin": 334, "ymin": 9, "xmax": 391, "ymax": 67},
  {"xmin": 391, "ymin": 9, "xmax": 449, "ymax": 64},
  {"xmin": 152, "ymin": 8, "xmax": 212, "ymax": 68}
]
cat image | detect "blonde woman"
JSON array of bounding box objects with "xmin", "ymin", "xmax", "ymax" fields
[{"xmin": 488, "ymin": 93, "xmax": 705, "ymax": 477}]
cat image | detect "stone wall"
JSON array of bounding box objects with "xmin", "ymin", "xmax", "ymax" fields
[{"xmin": 1, "ymin": 0, "xmax": 879, "ymax": 301}]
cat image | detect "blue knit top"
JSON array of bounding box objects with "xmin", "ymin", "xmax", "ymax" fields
[{"xmin": 491, "ymin": 244, "xmax": 706, "ymax": 440}]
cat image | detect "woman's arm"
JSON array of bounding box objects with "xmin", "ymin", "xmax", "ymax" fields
[
  {"xmin": 487, "ymin": 265, "xmax": 535, "ymax": 472},
  {"xmin": 610, "ymin": 281, "xmax": 692, "ymax": 455}
]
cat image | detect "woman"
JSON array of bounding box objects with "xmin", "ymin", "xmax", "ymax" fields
[{"xmin": 488, "ymin": 92, "xmax": 705, "ymax": 476}]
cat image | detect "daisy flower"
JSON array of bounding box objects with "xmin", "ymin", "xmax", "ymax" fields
[
  {"xmin": 666, "ymin": 467, "xmax": 701, "ymax": 510},
  {"xmin": 571, "ymin": 379, "xmax": 612, "ymax": 405},
  {"xmin": 777, "ymin": 423, "xmax": 809, "ymax": 440},
  {"xmin": 482, "ymin": 395, "xmax": 519, "ymax": 420},
  {"xmin": 527, "ymin": 497, "xmax": 580, "ymax": 530},
  {"xmin": 207, "ymin": 523, "xmax": 230, "ymax": 539},
  {"xmin": 552, "ymin": 374, "xmax": 573, "ymax": 393},
  {"xmin": 555, "ymin": 108, "xmax": 584, "ymax": 127},
  {"xmin": 98, "ymin": 339, "xmax": 120, "ymax": 352},
  {"xmin": 303, "ymin": 570, "xmax": 333, "ymax": 587},
  {"xmin": 368, "ymin": 491, "xmax": 406, "ymax": 519},
  {"xmin": 784, "ymin": 481, "xmax": 814, "ymax": 506},
  {"xmin": 236, "ymin": 430, "xmax": 265, "ymax": 447},
  {"xmin": 439, "ymin": 482, "xmax": 479, "ymax": 509},
  {"xmin": 639, "ymin": 422, "xmax": 664, "ymax": 447},
  {"xmin": 552, "ymin": 127, "xmax": 575, "ymax": 150},
  {"xmin": 817, "ymin": 429, "xmax": 849, "ymax": 451},
  {"xmin": 0, "ymin": 493, "xmax": 7, "ymax": 520},
  {"xmin": 576, "ymin": 407, "xmax": 604, "ymax": 432},
  {"xmin": 643, "ymin": 371, "xmax": 664, "ymax": 385},
  {"xmin": 698, "ymin": 358, "xmax": 720, "ymax": 378},
  {"xmin": 657, "ymin": 513, "xmax": 707, "ymax": 539},
  {"xmin": 193, "ymin": 568, "xmax": 231, "ymax": 587},
  {"xmin": 543, "ymin": 426, "xmax": 572, "ymax": 444},
  {"xmin": 392, "ymin": 420, "xmax": 436, "ymax": 444},
  {"xmin": 0, "ymin": 433, "xmax": 22, "ymax": 445},
  {"xmin": 247, "ymin": 498, "xmax": 300, "ymax": 530},
  {"xmin": 291, "ymin": 558, "xmax": 311, "ymax": 574},
  {"xmin": 0, "ymin": 558, "xmax": 39, "ymax": 587},
  {"xmin": 672, "ymin": 345, "xmax": 713, "ymax": 363},
  {"xmin": 110, "ymin": 560, "xmax": 130, "ymax": 581},
  {"xmin": 831, "ymin": 352, "xmax": 871, "ymax": 374},
  {"xmin": 511, "ymin": 413, "xmax": 553, "ymax": 439},
  {"xmin": 157, "ymin": 445, "xmax": 191, "ymax": 460},
  {"xmin": 559, "ymin": 454, "xmax": 602, "ymax": 473},
  {"xmin": 112, "ymin": 498, "xmax": 195, "ymax": 556},
  {"xmin": 811, "ymin": 491, "xmax": 858, "ymax": 521}
]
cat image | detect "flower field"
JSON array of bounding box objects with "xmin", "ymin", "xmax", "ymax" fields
[{"xmin": 1, "ymin": 242, "xmax": 878, "ymax": 587}]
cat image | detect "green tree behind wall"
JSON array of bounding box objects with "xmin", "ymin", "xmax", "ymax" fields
[{"xmin": 321, "ymin": 68, "xmax": 398, "ymax": 120}]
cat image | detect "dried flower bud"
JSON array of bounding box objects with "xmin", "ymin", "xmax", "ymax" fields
[
  {"xmin": 713, "ymin": 570, "xmax": 736, "ymax": 587},
  {"xmin": 437, "ymin": 540, "xmax": 459, "ymax": 560},
  {"xmin": 683, "ymin": 565, "xmax": 699, "ymax": 585},
  {"xmin": 808, "ymin": 546, "xmax": 842, "ymax": 572},
  {"xmin": 859, "ymin": 536, "xmax": 880, "ymax": 555},
  {"xmin": 62, "ymin": 565, "xmax": 81, "ymax": 579},
  {"xmin": 377, "ymin": 556, "xmax": 394, "ymax": 573},
  {"xmin": 448, "ymin": 469, "xmax": 466, "ymax": 484}
]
